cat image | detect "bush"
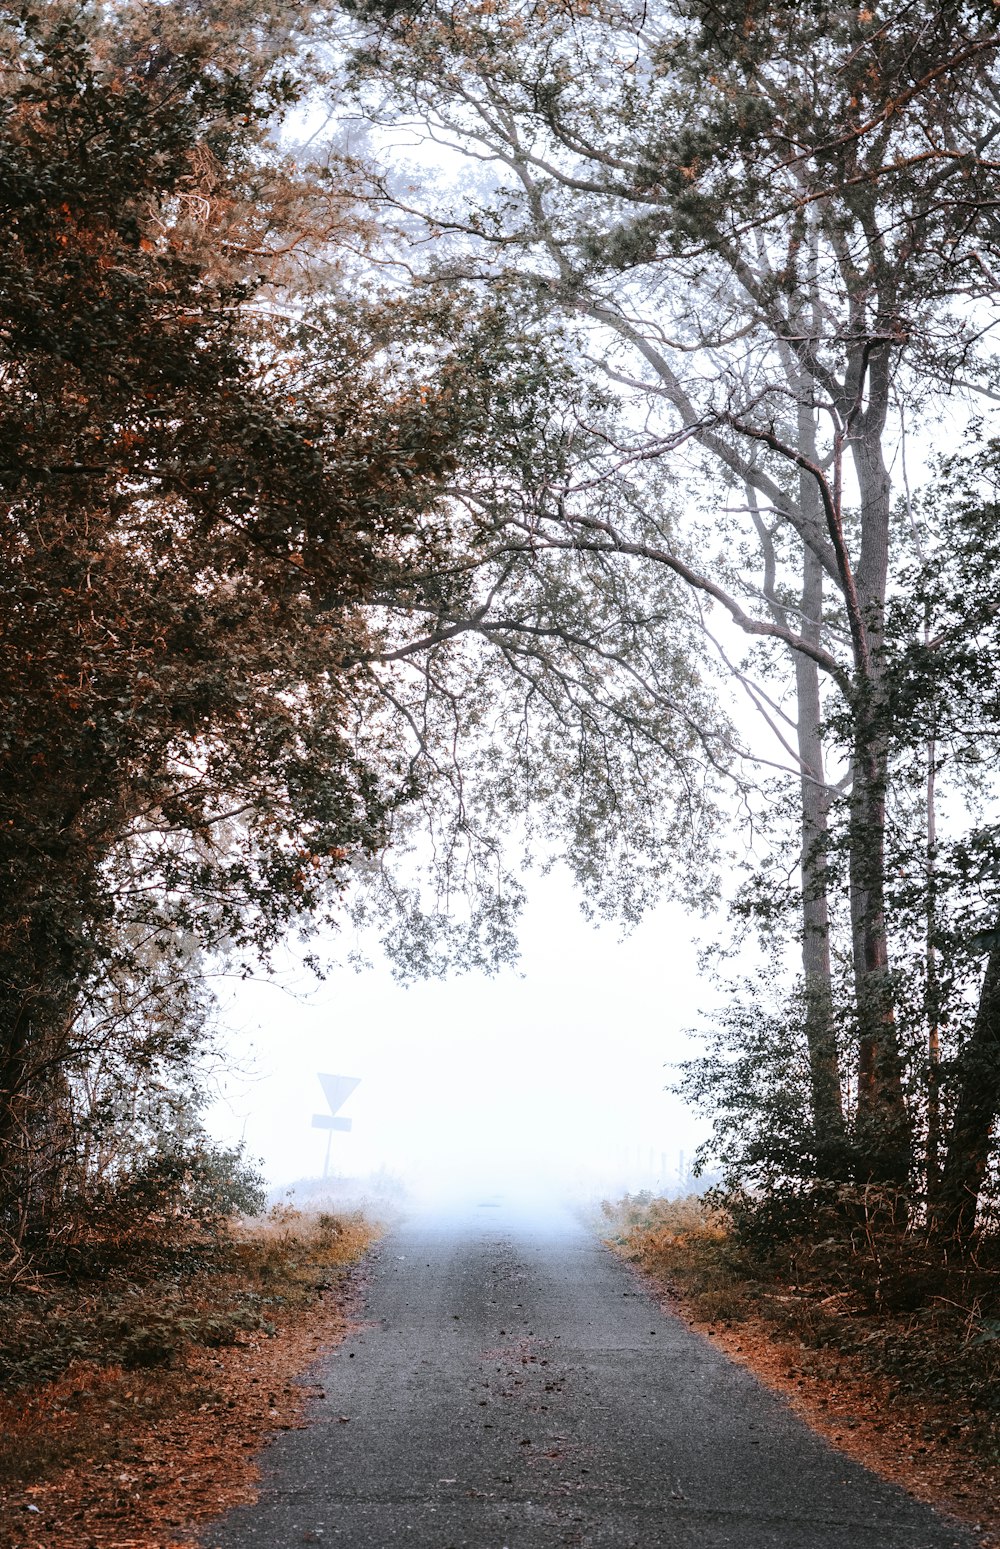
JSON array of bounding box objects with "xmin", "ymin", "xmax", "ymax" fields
[{"xmin": 128, "ymin": 1136, "xmax": 267, "ymax": 1226}]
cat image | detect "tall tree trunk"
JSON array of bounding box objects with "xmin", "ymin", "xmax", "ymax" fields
[
  {"xmin": 849, "ymin": 423, "xmax": 911, "ymax": 1181},
  {"xmin": 0, "ymin": 927, "xmax": 83, "ymax": 1225},
  {"xmin": 0, "ymin": 1003, "xmax": 30, "ymax": 1149},
  {"xmin": 939, "ymin": 921, "xmax": 1000, "ymax": 1245},
  {"xmin": 794, "ymin": 430, "xmax": 845, "ymax": 1160},
  {"xmin": 925, "ymin": 733, "xmax": 941, "ymax": 1206},
  {"xmin": 798, "ymin": 659, "xmax": 845, "ymax": 1161}
]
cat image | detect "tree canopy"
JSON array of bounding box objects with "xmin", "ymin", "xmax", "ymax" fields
[
  {"xmin": 0, "ymin": 0, "xmax": 725, "ymax": 1258},
  {"xmin": 6, "ymin": 0, "xmax": 1000, "ymax": 1262},
  {"xmin": 338, "ymin": 0, "xmax": 1000, "ymax": 1230}
]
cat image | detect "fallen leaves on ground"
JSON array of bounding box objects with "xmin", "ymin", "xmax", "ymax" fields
[
  {"xmin": 681, "ymin": 1302, "xmax": 1000, "ymax": 1546},
  {"xmin": 0, "ymin": 1210, "xmax": 377, "ymax": 1549},
  {"xmin": 605, "ymin": 1196, "xmax": 1000, "ymax": 1548}
]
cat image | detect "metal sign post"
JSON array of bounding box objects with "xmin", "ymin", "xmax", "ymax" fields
[{"xmin": 312, "ymin": 1073, "xmax": 361, "ymax": 1179}]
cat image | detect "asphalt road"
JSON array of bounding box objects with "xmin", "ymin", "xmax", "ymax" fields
[{"xmin": 208, "ymin": 1202, "xmax": 974, "ymax": 1549}]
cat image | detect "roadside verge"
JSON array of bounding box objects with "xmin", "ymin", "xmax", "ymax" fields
[
  {"xmin": 603, "ymin": 1194, "xmax": 1000, "ymax": 1549},
  {"xmin": 0, "ymin": 1209, "xmax": 377, "ymax": 1549}
]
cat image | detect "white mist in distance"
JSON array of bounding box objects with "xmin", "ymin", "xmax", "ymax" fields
[{"xmin": 205, "ymin": 866, "xmax": 714, "ymax": 1213}]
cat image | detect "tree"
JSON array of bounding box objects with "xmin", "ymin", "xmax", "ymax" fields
[
  {"xmin": 0, "ymin": 1, "xmax": 728, "ymax": 1252},
  {"xmin": 884, "ymin": 448, "xmax": 1000, "ymax": 1240},
  {"xmin": 342, "ymin": 0, "xmax": 1000, "ymax": 1185},
  {"xmin": 0, "ymin": 0, "xmax": 461, "ymax": 1234}
]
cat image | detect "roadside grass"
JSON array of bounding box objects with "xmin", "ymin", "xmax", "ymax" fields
[
  {"xmin": 0, "ymin": 1207, "xmax": 376, "ymax": 1547},
  {"xmin": 603, "ymin": 1192, "xmax": 1000, "ymax": 1540}
]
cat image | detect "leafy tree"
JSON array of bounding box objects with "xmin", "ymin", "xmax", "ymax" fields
[
  {"xmin": 678, "ymin": 440, "xmax": 1000, "ymax": 1244},
  {"xmin": 883, "ymin": 448, "xmax": 1000, "ymax": 1240},
  {"xmin": 341, "ymin": 0, "xmax": 1000, "ymax": 1189},
  {"xmin": 0, "ymin": 0, "xmax": 460, "ymax": 1233},
  {"xmin": 0, "ymin": 1, "xmax": 728, "ymax": 1255}
]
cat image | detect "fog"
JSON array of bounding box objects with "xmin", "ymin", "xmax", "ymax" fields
[{"xmin": 205, "ymin": 867, "xmax": 714, "ymax": 1213}]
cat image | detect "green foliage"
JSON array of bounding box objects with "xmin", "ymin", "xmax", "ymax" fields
[
  {"xmin": 132, "ymin": 1138, "xmax": 267, "ymax": 1224},
  {"xmin": 675, "ymin": 971, "xmax": 827, "ymax": 1187}
]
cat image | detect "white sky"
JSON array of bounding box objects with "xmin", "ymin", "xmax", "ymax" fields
[{"xmin": 204, "ymin": 865, "xmax": 715, "ymax": 1209}]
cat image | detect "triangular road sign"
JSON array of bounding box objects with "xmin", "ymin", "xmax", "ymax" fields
[{"xmin": 317, "ymin": 1074, "xmax": 360, "ymax": 1116}]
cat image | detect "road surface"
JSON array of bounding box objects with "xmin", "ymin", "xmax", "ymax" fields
[{"xmin": 208, "ymin": 1202, "xmax": 974, "ymax": 1548}]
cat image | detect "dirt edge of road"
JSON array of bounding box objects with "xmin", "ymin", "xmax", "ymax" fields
[
  {"xmin": 613, "ymin": 1245, "xmax": 999, "ymax": 1549},
  {"xmin": 1, "ymin": 1215, "xmax": 378, "ymax": 1549}
]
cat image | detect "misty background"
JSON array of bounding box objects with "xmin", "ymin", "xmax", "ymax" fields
[{"xmin": 205, "ymin": 867, "xmax": 714, "ymax": 1209}]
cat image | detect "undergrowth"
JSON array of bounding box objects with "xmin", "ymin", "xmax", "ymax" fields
[
  {"xmin": 0, "ymin": 1207, "xmax": 375, "ymax": 1495},
  {"xmin": 604, "ymin": 1191, "xmax": 1000, "ymax": 1460}
]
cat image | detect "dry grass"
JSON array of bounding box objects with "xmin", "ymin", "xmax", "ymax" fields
[
  {"xmin": 603, "ymin": 1193, "xmax": 1000, "ymax": 1546},
  {"xmin": 0, "ymin": 1207, "xmax": 378, "ymax": 1548}
]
